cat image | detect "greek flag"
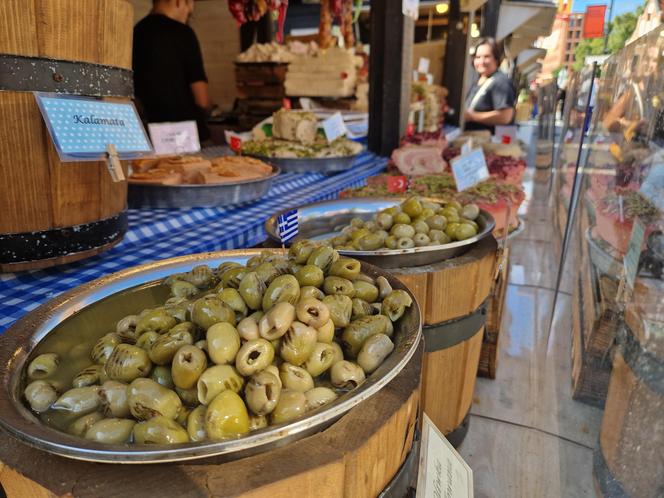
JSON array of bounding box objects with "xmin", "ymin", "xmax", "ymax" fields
[{"xmin": 277, "ymin": 209, "xmax": 299, "ymax": 243}]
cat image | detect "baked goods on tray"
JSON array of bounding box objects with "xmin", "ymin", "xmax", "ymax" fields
[{"xmin": 129, "ymin": 156, "xmax": 274, "ymax": 186}]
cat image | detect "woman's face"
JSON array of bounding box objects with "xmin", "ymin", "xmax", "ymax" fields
[{"xmin": 474, "ymin": 44, "xmax": 498, "ymax": 77}]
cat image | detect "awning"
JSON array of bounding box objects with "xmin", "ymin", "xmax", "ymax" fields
[
  {"xmin": 496, "ymin": 1, "xmax": 557, "ymax": 42},
  {"xmin": 516, "ymin": 47, "xmax": 546, "ymax": 69}
]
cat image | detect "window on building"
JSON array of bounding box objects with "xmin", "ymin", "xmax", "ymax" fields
[{"xmin": 567, "ymin": 42, "xmax": 572, "ymax": 50}]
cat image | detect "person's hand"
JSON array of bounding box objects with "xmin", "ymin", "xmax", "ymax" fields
[{"xmin": 464, "ymin": 109, "xmax": 476, "ymax": 122}]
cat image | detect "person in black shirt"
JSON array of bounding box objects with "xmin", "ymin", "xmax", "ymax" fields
[
  {"xmin": 133, "ymin": 0, "xmax": 212, "ymax": 141},
  {"xmin": 463, "ymin": 38, "xmax": 516, "ymax": 133}
]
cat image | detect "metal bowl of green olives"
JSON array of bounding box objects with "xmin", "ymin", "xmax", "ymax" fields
[
  {"xmin": 0, "ymin": 249, "xmax": 420, "ymax": 463},
  {"xmin": 265, "ymin": 197, "xmax": 496, "ymax": 268}
]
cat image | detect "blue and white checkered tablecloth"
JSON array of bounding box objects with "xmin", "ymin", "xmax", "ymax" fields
[{"xmin": 0, "ymin": 152, "xmax": 387, "ymax": 333}]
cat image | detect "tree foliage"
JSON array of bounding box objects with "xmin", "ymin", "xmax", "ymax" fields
[{"xmin": 573, "ymin": 5, "xmax": 643, "ymax": 71}]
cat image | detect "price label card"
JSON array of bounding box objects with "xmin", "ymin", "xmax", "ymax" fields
[
  {"xmin": 322, "ymin": 112, "xmax": 348, "ymax": 142},
  {"xmin": 450, "ymin": 148, "xmax": 489, "ymax": 191},
  {"xmin": 35, "ymin": 93, "xmax": 152, "ymax": 161},
  {"xmin": 623, "ymin": 217, "xmax": 646, "ymax": 290},
  {"xmin": 416, "ymin": 414, "xmax": 473, "ymax": 498},
  {"xmin": 148, "ymin": 121, "xmax": 200, "ymax": 155},
  {"xmin": 402, "ymin": 0, "xmax": 420, "ymax": 19},
  {"xmin": 460, "ymin": 138, "xmax": 473, "ymax": 155},
  {"xmin": 418, "ymin": 57, "xmax": 430, "ymax": 74}
]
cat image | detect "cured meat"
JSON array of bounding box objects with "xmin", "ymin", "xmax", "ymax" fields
[
  {"xmin": 391, "ymin": 146, "xmax": 447, "ymax": 176},
  {"xmin": 341, "ymin": 0, "xmax": 354, "ymax": 47},
  {"xmin": 319, "ymin": 0, "xmax": 333, "ymax": 49}
]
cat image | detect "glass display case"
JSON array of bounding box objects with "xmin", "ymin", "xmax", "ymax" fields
[{"xmin": 551, "ymin": 26, "xmax": 664, "ymax": 496}]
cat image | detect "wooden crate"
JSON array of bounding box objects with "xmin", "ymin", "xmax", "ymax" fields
[{"xmin": 478, "ymin": 248, "xmax": 510, "ymax": 379}]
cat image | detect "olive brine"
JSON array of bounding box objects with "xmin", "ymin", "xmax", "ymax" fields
[
  {"xmin": 327, "ymin": 197, "xmax": 481, "ymax": 251},
  {"xmin": 23, "ymin": 248, "xmax": 412, "ymax": 445}
]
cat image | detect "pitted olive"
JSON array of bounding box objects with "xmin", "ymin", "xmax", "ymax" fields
[
  {"xmin": 116, "ymin": 315, "xmax": 140, "ymax": 343},
  {"xmin": 350, "ymin": 217, "xmax": 365, "ymax": 228},
  {"xmin": 376, "ymin": 276, "xmax": 393, "ymax": 300},
  {"xmin": 455, "ymin": 223, "xmax": 478, "ymax": 240},
  {"xmin": 306, "ymin": 246, "xmax": 338, "ymax": 272},
  {"xmin": 265, "ymin": 365, "xmax": 282, "ymax": 386},
  {"xmin": 376, "ymin": 212, "xmax": 394, "ymax": 230},
  {"xmin": 67, "ymin": 412, "xmax": 104, "ymax": 437},
  {"xmin": 300, "ymin": 286, "xmax": 325, "ymax": 300},
  {"xmin": 127, "ymin": 378, "xmax": 181, "ymax": 420},
  {"xmin": 330, "ymin": 361, "xmax": 365, "ymax": 389},
  {"xmin": 164, "ymin": 297, "xmax": 190, "ymax": 323},
  {"xmin": 217, "ymin": 261, "xmax": 242, "ymax": 274},
  {"xmin": 396, "ymin": 237, "xmax": 415, "ymax": 249},
  {"xmin": 172, "ymin": 345, "xmax": 207, "ymax": 389},
  {"xmin": 135, "ymin": 309, "xmax": 177, "ymax": 336},
  {"xmin": 330, "ymin": 341, "xmax": 344, "ymax": 365},
  {"xmin": 197, "ymin": 365, "xmax": 244, "ymax": 405},
  {"xmin": 393, "ymin": 212, "xmax": 411, "ymax": 224},
  {"xmin": 279, "ymin": 363, "xmax": 314, "ymax": 392},
  {"xmin": 98, "ymin": 380, "xmax": 130, "ymax": 418},
  {"xmin": 402, "ymin": 197, "xmax": 423, "ymax": 217},
  {"xmin": 238, "ymin": 271, "xmax": 265, "ymax": 310},
  {"xmin": 323, "ymin": 276, "xmax": 355, "ymax": 298},
  {"xmin": 206, "ymin": 322, "xmax": 241, "ymax": 365},
  {"xmin": 235, "ymin": 339, "xmax": 275, "ymax": 376},
  {"xmin": 390, "ymin": 224, "xmax": 415, "ymax": 239},
  {"xmin": 52, "ymin": 386, "xmax": 100, "ymax": 414},
  {"xmin": 105, "ymin": 344, "xmax": 152, "ymax": 383},
  {"xmin": 150, "ymin": 365, "xmax": 175, "ymax": 389},
  {"xmin": 184, "ymin": 265, "xmax": 215, "ymax": 288},
  {"xmin": 220, "ymin": 267, "xmax": 247, "ymax": 289},
  {"xmin": 341, "ymin": 315, "xmax": 390, "ymax": 357},
  {"xmin": 148, "ymin": 327, "xmax": 193, "ymax": 365},
  {"xmin": 353, "ymin": 280, "xmax": 379, "ymax": 303},
  {"xmin": 384, "ymin": 235, "xmax": 398, "ymax": 249},
  {"xmin": 461, "ymin": 203, "xmax": 480, "ymax": 220},
  {"xmin": 176, "ymin": 405, "xmax": 192, "ymax": 427},
  {"xmin": 304, "ymin": 387, "xmax": 338, "ymax": 411},
  {"xmin": 133, "ymin": 415, "xmax": 189, "ymax": 444},
  {"xmin": 24, "ymin": 380, "xmax": 58, "ymax": 412},
  {"xmin": 316, "ymin": 319, "xmax": 335, "ymax": 344},
  {"xmin": 237, "ymin": 315, "xmax": 260, "ymax": 341},
  {"xmin": 249, "ymin": 414, "xmax": 268, "ymax": 431},
  {"xmin": 295, "ymin": 264, "xmax": 325, "ymax": 287},
  {"xmin": 187, "ymin": 405, "xmax": 207, "ymax": 442},
  {"xmin": 381, "ymin": 290, "xmax": 413, "ymax": 322},
  {"xmin": 175, "ymin": 386, "xmax": 199, "ymax": 406},
  {"xmin": 414, "ymin": 233, "xmax": 431, "ymax": 246},
  {"xmin": 191, "ymin": 296, "xmax": 236, "ymax": 330},
  {"xmin": 205, "ymin": 390, "xmax": 250, "ymax": 440},
  {"xmin": 170, "ymin": 280, "xmax": 199, "ymax": 299},
  {"xmin": 217, "ymin": 288, "xmax": 248, "ymax": 321},
  {"xmin": 280, "ymin": 321, "xmax": 317, "ymax": 366},
  {"xmin": 355, "ymin": 233, "xmax": 384, "ymax": 251},
  {"xmin": 245, "ymin": 370, "xmax": 282, "ymax": 416},
  {"xmin": 351, "ymin": 298, "xmax": 374, "ymax": 320},
  {"xmin": 72, "ymin": 365, "xmax": 104, "ymax": 388},
  {"xmin": 262, "ymin": 274, "xmax": 300, "ymax": 311},
  {"xmin": 270, "ymin": 389, "xmax": 306, "ymax": 425},
  {"xmin": 357, "ymin": 334, "xmax": 394, "ymax": 374},
  {"xmin": 136, "ymin": 331, "xmax": 160, "ymax": 351},
  {"xmin": 259, "ymin": 302, "xmax": 295, "ymax": 340},
  {"xmin": 85, "ymin": 418, "xmax": 135, "ymax": 444},
  {"xmin": 91, "ymin": 334, "xmax": 121, "ymax": 365},
  {"xmin": 289, "ymin": 239, "xmax": 318, "ymax": 264},
  {"xmin": 355, "ymin": 274, "xmax": 376, "ymax": 286},
  {"xmin": 412, "ymin": 220, "xmax": 429, "ymax": 234},
  {"xmin": 253, "ymin": 262, "xmax": 283, "ymax": 287},
  {"xmin": 303, "ymin": 343, "xmax": 336, "ymax": 377},
  {"xmin": 296, "ymin": 298, "xmax": 330, "ymax": 329},
  {"xmin": 429, "ymin": 229, "xmax": 450, "ymax": 244},
  {"xmin": 322, "ymin": 294, "xmax": 353, "ymax": 328}
]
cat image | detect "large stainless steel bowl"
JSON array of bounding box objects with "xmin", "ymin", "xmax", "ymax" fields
[
  {"xmin": 265, "ymin": 197, "xmax": 496, "ymax": 268},
  {"xmin": 0, "ymin": 250, "xmax": 421, "ymax": 464}
]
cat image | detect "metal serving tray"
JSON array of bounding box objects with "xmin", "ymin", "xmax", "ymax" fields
[
  {"xmin": 127, "ymin": 165, "xmax": 280, "ymax": 209},
  {"xmin": 246, "ymin": 154, "xmax": 360, "ymax": 174},
  {"xmin": 0, "ymin": 249, "xmax": 420, "ymax": 464},
  {"xmin": 265, "ymin": 198, "xmax": 496, "ymax": 268}
]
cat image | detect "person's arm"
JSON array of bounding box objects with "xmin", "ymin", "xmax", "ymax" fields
[
  {"xmin": 464, "ymin": 107, "xmax": 514, "ymax": 126},
  {"xmin": 190, "ymin": 81, "xmax": 211, "ymax": 112}
]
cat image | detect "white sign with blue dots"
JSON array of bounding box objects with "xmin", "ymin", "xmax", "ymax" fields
[{"xmin": 35, "ymin": 93, "xmax": 153, "ymax": 161}]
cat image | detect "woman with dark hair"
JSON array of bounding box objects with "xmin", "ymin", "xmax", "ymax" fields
[{"xmin": 463, "ymin": 37, "xmax": 516, "ymax": 133}]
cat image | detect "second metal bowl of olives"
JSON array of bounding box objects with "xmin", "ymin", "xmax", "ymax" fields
[
  {"xmin": 0, "ymin": 250, "xmax": 421, "ymax": 463},
  {"xmin": 265, "ymin": 198, "xmax": 496, "ymax": 268}
]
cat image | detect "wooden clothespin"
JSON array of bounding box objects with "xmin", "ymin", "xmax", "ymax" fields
[{"xmin": 105, "ymin": 143, "xmax": 125, "ymax": 182}]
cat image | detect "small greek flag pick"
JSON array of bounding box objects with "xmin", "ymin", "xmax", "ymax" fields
[{"xmin": 277, "ymin": 209, "xmax": 299, "ymax": 243}]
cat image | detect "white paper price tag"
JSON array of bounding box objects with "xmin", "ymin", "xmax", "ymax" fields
[
  {"xmin": 623, "ymin": 217, "xmax": 646, "ymax": 290},
  {"xmin": 148, "ymin": 121, "xmax": 200, "ymax": 155},
  {"xmin": 416, "ymin": 414, "xmax": 473, "ymax": 498},
  {"xmin": 322, "ymin": 112, "xmax": 348, "ymax": 142},
  {"xmin": 418, "ymin": 57, "xmax": 430, "ymax": 74},
  {"xmin": 402, "ymin": 0, "xmax": 420, "ymax": 19},
  {"xmin": 450, "ymin": 148, "xmax": 489, "ymax": 191}
]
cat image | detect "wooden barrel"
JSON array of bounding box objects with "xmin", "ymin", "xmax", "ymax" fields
[
  {"xmin": 392, "ymin": 236, "xmax": 497, "ymax": 446},
  {"xmin": 0, "ymin": 340, "xmax": 422, "ymax": 498},
  {"xmin": 593, "ymin": 297, "xmax": 664, "ymax": 497},
  {"xmin": 0, "ymin": 0, "xmax": 133, "ymax": 272}
]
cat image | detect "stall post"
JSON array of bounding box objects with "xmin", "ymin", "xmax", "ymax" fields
[{"xmin": 442, "ymin": 0, "xmax": 468, "ymax": 127}]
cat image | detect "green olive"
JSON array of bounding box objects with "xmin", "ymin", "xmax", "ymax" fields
[
  {"xmin": 305, "ymin": 387, "xmax": 338, "ymax": 411},
  {"xmin": 461, "ymin": 204, "xmax": 480, "ymax": 220},
  {"xmin": 262, "ymin": 274, "xmax": 300, "ymax": 312},
  {"xmin": 52, "ymin": 386, "xmax": 100, "ymax": 414},
  {"xmin": 245, "ymin": 370, "xmax": 282, "ymax": 416},
  {"xmin": 330, "ymin": 361, "xmax": 365, "ymax": 389},
  {"xmin": 426, "ymin": 215, "xmax": 447, "ymax": 231},
  {"xmin": 341, "ymin": 315, "xmax": 390, "ymax": 357},
  {"xmin": 205, "ymin": 390, "xmax": 250, "ymax": 440},
  {"xmin": 384, "ymin": 235, "xmax": 398, "ymax": 249},
  {"xmin": 237, "ymin": 315, "xmax": 260, "ymax": 341},
  {"xmin": 171, "ymin": 345, "xmax": 207, "ymax": 389},
  {"xmin": 288, "ymin": 240, "xmax": 318, "ymax": 264},
  {"xmin": 357, "ymin": 334, "xmax": 395, "ymax": 374},
  {"xmin": 150, "ymin": 365, "xmax": 175, "ymax": 389},
  {"xmin": 170, "ymin": 280, "xmax": 198, "ymax": 299},
  {"xmin": 220, "ymin": 267, "xmax": 247, "ymax": 290},
  {"xmin": 296, "ymin": 298, "xmax": 330, "ymax": 328},
  {"xmin": 134, "ymin": 415, "xmax": 189, "ymax": 444},
  {"xmin": 136, "ymin": 331, "xmax": 160, "ymax": 351},
  {"xmin": 306, "ymin": 246, "xmax": 338, "ymax": 272},
  {"xmin": 329, "ymin": 341, "xmax": 344, "ymax": 365},
  {"xmin": 280, "ymin": 321, "xmax": 318, "ymax": 366},
  {"xmin": 105, "ymin": 344, "xmax": 152, "ymax": 383},
  {"xmin": 460, "ymin": 218, "xmax": 479, "ymax": 231},
  {"xmin": 328, "ymin": 257, "xmax": 362, "ymax": 280},
  {"xmin": 412, "ymin": 220, "xmax": 429, "ymax": 234},
  {"xmin": 322, "ymin": 294, "xmax": 353, "ymax": 328},
  {"xmin": 420, "ymin": 207, "xmax": 436, "ymax": 219},
  {"xmin": 351, "ymin": 298, "xmax": 374, "ymax": 320},
  {"xmin": 303, "ymin": 342, "xmax": 336, "ymax": 377},
  {"xmin": 445, "ymin": 222, "xmax": 460, "ymax": 239},
  {"xmin": 67, "ymin": 412, "xmax": 104, "ymax": 437},
  {"xmin": 381, "ymin": 289, "xmax": 414, "ymax": 322},
  {"xmin": 235, "ymin": 339, "xmax": 275, "ymax": 376},
  {"xmin": 383, "ymin": 206, "xmax": 399, "ymax": 216},
  {"xmin": 187, "ymin": 405, "xmax": 207, "ymax": 441},
  {"xmin": 72, "ymin": 365, "xmax": 104, "ymax": 388},
  {"xmin": 116, "ymin": 315, "xmax": 140, "ymax": 343},
  {"xmin": 148, "ymin": 327, "xmax": 194, "ymax": 365},
  {"xmin": 414, "ymin": 233, "xmax": 431, "ymax": 246},
  {"xmin": 191, "ymin": 297, "xmax": 236, "ymax": 330},
  {"xmin": 448, "ymin": 200, "xmax": 463, "ymax": 210},
  {"xmin": 329, "ymin": 234, "xmax": 349, "ymax": 246},
  {"xmin": 217, "ymin": 261, "xmax": 242, "ymax": 274},
  {"xmin": 238, "ymin": 271, "xmax": 265, "ymax": 311},
  {"xmin": 375, "ymin": 212, "xmax": 394, "ymax": 230},
  {"xmin": 270, "ymin": 389, "xmax": 306, "ymax": 424},
  {"xmin": 316, "ymin": 319, "xmax": 335, "ymax": 343},
  {"xmin": 279, "ymin": 363, "xmax": 314, "ymax": 392},
  {"xmin": 322, "ymin": 276, "xmax": 356, "ymax": 298},
  {"xmin": 24, "ymin": 380, "xmax": 57, "ymax": 412},
  {"xmin": 91, "ymin": 334, "xmax": 122, "ymax": 365},
  {"xmin": 253, "ymin": 262, "xmax": 281, "ymax": 286},
  {"xmin": 295, "ymin": 265, "xmax": 325, "ymax": 287},
  {"xmin": 390, "ymin": 224, "xmax": 415, "ymax": 239},
  {"xmin": 300, "ymin": 285, "xmax": 325, "ymax": 300},
  {"xmin": 197, "ymin": 365, "xmax": 244, "ymax": 405},
  {"xmin": 349, "ymin": 227, "xmax": 370, "ymax": 242},
  {"xmin": 85, "ymin": 418, "xmax": 136, "ymax": 444},
  {"xmin": 206, "ymin": 322, "xmax": 241, "ymax": 365},
  {"xmin": 127, "ymin": 378, "xmax": 181, "ymax": 420},
  {"xmin": 175, "ymin": 386, "xmax": 200, "ymax": 406},
  {"xmin": 396, "ymin": 237, "xmax": 415, "ymax": 249},
  {"xmin": 441, "ymin": 207, "xmax": 460, "ymax": 223},
  {"xmin": 259, "ymin": 302, "xmax": 296, "ymax": 340},
  {"xmin": 402, "ymin": 197, "xmax": 423, "ymax": 218},
  {"xmin": 429, "ymin": 229, "xmax": 450, "ymax": 244},
  {"xmin": 354, "ymin": 233, "xmax": 381, "ymax": 251},
  {"xmin": 218, "ymin": 288, "xmax": 248, "ymax": 321},
  {"xmin": 135, "ymin": 309, "xmax": 177, "ymax": 336},
  {"xmin": 353, "ymin": 280, "xmax": 379, "ymax": 302},
  {"xmin": 455, "ymin": 223, "xmax": 478, "ymax": 240},
  {"xmin": 393, "ymin": 212, "xmax": 411, "ymax": 224}
]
